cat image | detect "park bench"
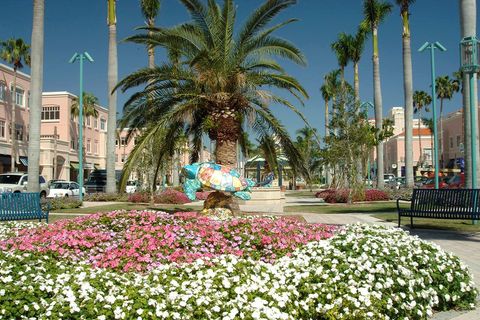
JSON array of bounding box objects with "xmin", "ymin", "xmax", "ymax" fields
[
  {"xmin": 0, "ymin": 192, "xmax": 49, "ymax": 223},
  {"xmin": 397, "ymin": 189, "xmax": 480, "ymax": 228}
]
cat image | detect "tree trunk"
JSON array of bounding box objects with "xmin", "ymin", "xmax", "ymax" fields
[
  {"xmin": 106, "ymin": 0, "xmax": 118, "ymax": 193},
  {"xmin": 324, "ymin": 99, "xmax": 331, "ymax": 186},
  {"xmin": 402, "ymin": 11, "xmax": 414, "ymax": 187},
  {"xmin": 418, "ymin": 111, "xmax": 423, "ymax": 165},
  {"xmin": 373, "ymin": 27, "xmax": 384, "ymax": 189},
  {"xmin": 148, "ymin": 18, "xmax": 155, "ymax": 69},
  {"xmin": 214, "ymin": 114, "xmax": 240, "ymax": 167},
  {"xmin": 27, "ymin": 0, "xmax": 44, "ymax": 192},
  {"xmin": 354, "ymin": 62, "xmax": 360, "ymax": 103},
  {"xmin": 11, "ymin": 71, "xmax": 17, "ymax": 172},
  {"xmin": 216, "ymin": 139, "xmax": 237, "ymax": 166},
  {"xmin": 460, "ymin": 0, "xmax": 479, "ymax": 188}
]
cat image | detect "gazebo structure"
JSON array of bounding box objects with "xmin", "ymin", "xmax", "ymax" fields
[{"xmin": 244, "ymin": 155, "xmax": 294, "ymax": 189}]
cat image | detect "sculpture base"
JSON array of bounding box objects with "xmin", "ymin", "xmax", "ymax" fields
[
  {"xmin": 237, "ymin": 186, "xmax": 284, "ymax": 204},
  {"xmin": 203, "ymin": 191, "xmax": 240, "ymax": 215}
]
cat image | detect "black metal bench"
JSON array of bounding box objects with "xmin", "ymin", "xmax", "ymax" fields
[
  {"xmin": 397, "ymin": 189, "xmax": 480, "ymax": 227},
  {"xmin": 0, "ymin": 192, "xmax": 49, "ymax": 223}
]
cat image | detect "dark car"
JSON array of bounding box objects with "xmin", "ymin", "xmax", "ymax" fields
[{"xmin": 84, "ymin": 170, "xmax": 122, "ymax": 193}]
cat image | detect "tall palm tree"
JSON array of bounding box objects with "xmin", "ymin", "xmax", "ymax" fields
[
  {"xmin": 435, "ymin": 75, "xmax": 459, "ymax": 167},
  {"xmin": 396, "ymin": 0, "xmax": 415, "ymax": 187},
  {"xmin": 459, "ymin": 0, "xmax": 478, "ymax": 188},
  {"xmin": 0, "ymin": 38, "xmax": 31, "ymax": 172},
  {"xmin": 320, "ymin": 69, "xmax": 341, "ymax": 138},
  {"xmin": 413, "ymin": 90, "xmax": 431, "ymax": 166},
  {"xmin": 362, "ymin": 0, "xmax": 392, "ymax": 188},
  {"xmin": 106, "ymin": 0, "xmax": 118, "ymax": 193},
  {"xmin": 27, "ymin": 0, "xmax": 44, "ymax": 192},
  {"xmin": 119, "ymin": 0, "xmax": 309, "ymax": 173},
  {"xmin": 71, "ymin": 92, "xmax": 100, "ymax": 119},
  {"xmin": 349, "ymin": 29, "xmax": 367, "ymax": 103},
  {"xmin": 331, "ymin": 33, "xmax": 352, "ymax": 84},
  {"xmin": 140, "ymin": 0, "xmax": 161, "ymax": 68}
]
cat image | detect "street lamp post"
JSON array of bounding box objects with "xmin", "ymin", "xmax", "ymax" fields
[
  {"xmin": 361, "ymin": 101, "xmax": 374, "ymax": 188},
  {"xmin": 419, "ymin": 42, "xmax": 446, "ymax": 189},
  {"xmin": 460, "ymin": 36, "xmax": 480, "ymax": 225},
  {"xmin": 69, "ymin": 52, "xmax": 94, "ymax": 202}
]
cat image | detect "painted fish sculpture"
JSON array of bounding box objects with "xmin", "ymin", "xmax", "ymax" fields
[{"xmin": 182, "ymin": 162, "xmax": 255, "ymax": 201}]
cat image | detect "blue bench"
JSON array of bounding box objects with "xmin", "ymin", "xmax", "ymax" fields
[
  {"xmin": 397, "ymin": 189, "xmax": 480, "ymax": 228},
  {"xmin": 0, "ymin": 192, "xmax": 49, "ymax": 223}
]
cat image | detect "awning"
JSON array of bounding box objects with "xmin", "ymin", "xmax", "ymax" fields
[
  {"xmin": 70, "ymin": 162, "xmax": 80, "ymax": 170},
  {"xmin": 94, "ymin": 164, "xmax": 101, "ymax": 170},
  {"xmin": 19, "ymin": 157, "xmax": 28, "ymax": 167}
]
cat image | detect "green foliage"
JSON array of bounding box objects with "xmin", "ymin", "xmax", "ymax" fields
[
  {"xmin": 295, "ymin": 127, "xmax": 322, "ymax": 186},
  {"xmin": 0, "ymin": 38, "xmax": 31, "ymax": 70},
  {"xmin": 83, "ymin": 193, "xmax": 129, "ymax": 202},
  {"xmin": 47, "ymin": 197, "xmax": 82, "ymax": 211},
  {"xmin": 70, "ymin": 92, "xmax": 100, "ymax": 119}
]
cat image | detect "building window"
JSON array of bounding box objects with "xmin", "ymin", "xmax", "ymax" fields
[
  {"xmin": 94, "ymin": 140, "xmax": 98, "ymax": 154},
  {"xmin": 27, "ymin": 91, "xmax": 30, "ymax": 108},
  {"xmin": 100, "ymin": 118, "xmax": 106, "ymax": 131},
  {"xmin": 121, "ymin": 137, "xmax": 127, "ymax": 146},
  {"xmin": 15, "ymin": 124, "xmax": 23, "ymax": 141},
  {"xmin": 449, "ymin": 137, "xmax": 453, "ymax": 149},
  {"xmin": 86, "ymin": 139, "xmax": 91, "ymax": 153},
  {"xmin": 456, "ymin": 135, "xmax": 461, "ymax": 147},
  {"xmin": 115, "ymin": 139, "xmax": 119, "ymax": 146},
  {"xmin": 41, "ymin": 105, "xmax": 60, "ymax": 120},
  {"xmin": 134, "ymin": 138, "xmax": 138, "ymax": 145},
  {"xmin": 10, "ymin": 86, "xmax": 24, "ymax": 106},
  {"xmin": 0, "ymin": 120, "xmax": 5, "ymax": 138},
  {"xmin": 93, "ymin": 118, "xmax": 98, "ymax": 129},
  {"xmin": 121, "ymin": 155, "xmax": 126, "ymax": 163},
  {"xmin": 86, "ymin": 116, "xmax": 91, "ymax": 127},
  {"xmin": 0, "ymin": 82, "xmax": 6, "ymax": 101}
]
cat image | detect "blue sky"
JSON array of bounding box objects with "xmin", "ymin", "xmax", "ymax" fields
[{"xmin": 0, "ymin": 0, "xmax": 476, "ymax": 138}]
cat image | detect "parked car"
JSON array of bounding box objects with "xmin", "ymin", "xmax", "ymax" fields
[
  {"xmin": 0, "ymin": 172, "xmax": 49, "ymax": 198},
  {"xmin": 125, "ymin": 180, "xmax": 140, "ymax": 193},
  {"xmin": 422, "ymin": 176, "xmax": 450, "ymax": 189},
  {"xmin": 414, "ymin": 176, "xmax": 429, "ymax": 188},
  {"xmin": 85, "ymin": 170, "xmax": 122, "ymax": 193},
  {"xmin": 447, "ymin": 173, "xmax": 465, "ymax": 189},
  {"xmin": 47, "ymin": 181, "xmax": 86, "ymax": 198}
]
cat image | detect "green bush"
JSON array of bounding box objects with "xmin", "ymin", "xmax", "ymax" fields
[
  {"xmin": 83, "ymin": 193, "xmax": 128, "ymax": 202},
  {"xmin": 47, "ymin": 197, "xmax": 82, "ymax": 211}
]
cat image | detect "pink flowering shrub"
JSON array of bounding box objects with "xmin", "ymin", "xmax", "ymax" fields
[
  {"xmin": 0, "ymin": 211, "xmax": 337, "ymax": 272},
  {"xmin": 153, "ymin": 189, "xmax": 190, "ymax": 204},
  {"xmin": 316, "ymin": 188, "xmax": 389, "ymax": 203},
  {"xmin": 195, "ymin": 191, "xmax": 212, "ymax": 200},
  {"xmin": 128, "ymin": 192, "xmax": 150, "ymax": 203}
]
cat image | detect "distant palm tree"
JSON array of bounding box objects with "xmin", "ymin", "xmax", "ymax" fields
[
  {"xmin": 140, "ymin": 0, "xmax": 161, "ymax": 68},
  {"xmin": 295, "ymin": 126, "xmax": 321, "ymax": 190},
  {"xmin": 0, "ymin": 38, "xmax": 31, "ymax": 172},
  {"xmin": 106, "ymin": 0, "xmax": 118, "ymax": 193},
  {"xmin": 71, "ymin": 92, "xmax": 100, "ymax": 120},
  {"xmin": 396, "ymin": 0, "xmax": 415, "ymax": 186},
  {"xmin": 459, "ymin": 0, "xmax": 478, "ymax": 188},
  {"xmin": 320, "ymin": 69, "xmax": 341, "ymax": 137},
  {"xmin": 413, "ymin": 90, "xmax": 431, "ymax": 165},
  {"xmin": 362, "ymin": 0, "xmax": 392, "ymax": 188},
  {"xmin": 435, "ymin": 75, "xmax": 460, "ymax": 167},
  {"xmin": 331, "ymin": 33, "xmax": 352, "ymax": 84},
  {"xmin": 349, "ymin": 29, "xmax": 367, "ymax": 103},
  {"xmin": 120, "ymin": 0, "xmax": 308, "ymax": 172},
  {"xmin": 27, "ymin": 0, "xmax": 45, "ymax": 192}
]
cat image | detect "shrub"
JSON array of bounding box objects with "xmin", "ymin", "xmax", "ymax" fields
[
  {"xmin": 84, "ymin": 193, "xmax": 128, "ymax": 202},
  {"xmin": 195, "ymin": 191, "xmax": 212, "ymax": 200},
  {"xmin": 154, "ymin": 188, "xmax": 191, "ymax": 204},
  {"xmin": 386, "ymin": 187, "xmax": 414, "ymax": 200},
  {"xmin": 316, "ymin": 188, "xmax": 389, "ymax": 203},
  {"xmin": 127, "ymin": 192, "xmax": 151, "ymax": 203},
  {"xmin": 47, "ymin": 197, "xmax": 82, "ymax": 210}
]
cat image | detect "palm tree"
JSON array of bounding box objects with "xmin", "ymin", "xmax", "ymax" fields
[
  {"xmin": 119, "ymin": 0, "xmax": 309, "ymax": 172},
  {"xmin": 362, "ymin": 0, "xmax": 392, "ymax": 188},
  {"xmin": 422, "ymin": 117, "xmax": 434, "ymax": 165},
  {"xmin": 413, "ymin": 90, "xmax": 431, "ymax": 166},
  {"xmin": 349, "ymin": 29, "xmax": 367, "ymax": 103},
  {"xmin": 435, "ymin": 75, "xmax": 459, "ymax": 167},
  {"xmin": 295, "ymin": 126, "xmax": 321, "ymax": 190},
  {"xmin": 27, "ymin": 0, "xmax": 45, "ymax": 192},
  {"xmin": 0, "ymin": 38, "xmax": 31, "ymax": 172},
  {"xmin": 396, "ymin": 0, "xmax": 415, "ymax": 187},
  {"xmin": 140, "ymin": 0, "xmax": 161, "ymax": 68},
  {"xmin": 71, "ymin": 92, "xmax": 100, "ymax": 119},
  {"xmin": 331, "ymin": 33, "xmax": 352, "ymax": 84},
  {"xmin": 459, "ymin": 0, "xmax": 478, "ymax": 188},
  {"xmin": 106, "ymin": 0, "xmax": 118, "ymax": 193},
  {"xmin": 320, "ymin": 69, "xmax": 341, "ymax": 138}
]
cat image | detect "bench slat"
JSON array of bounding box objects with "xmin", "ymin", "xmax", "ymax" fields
[{"xmin": 0, "ymin": 192, "xmax": 49, "ymax": 222}]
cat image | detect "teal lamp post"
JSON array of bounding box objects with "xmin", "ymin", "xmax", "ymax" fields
[
  {"xmin": 460, "ymin": 36, "xmax": 480, "ymax": 225},
  {"xmin": 419, "ymin": 42, "xmax": 446, "ymax": 189},
  {"xmin": 361, "ymin": 101, "xmax": 374, "ymax": 188},
  {"xmin": 69, "ymin": 52, "xmax": 94, "ymax": 202}
]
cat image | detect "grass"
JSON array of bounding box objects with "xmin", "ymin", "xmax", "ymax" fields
[
  {"xmin": 53, "ymin": 203, "xmax": 202, "ymax": 214},
  {"xmin": 372, "ymin": 213, "xmax": 480, "ymax": 232},
  {"xmin": 284, "ymin": 202, "xmax": 401, "ymax": 214},
  {"xmin": 285, "ymin": 191, "xmax": 317, "ymax": 198}
]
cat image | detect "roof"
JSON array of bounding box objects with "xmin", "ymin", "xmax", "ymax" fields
[{"xmin": 398, "ymin": 128, "xmax": 431, "ymax": 137}]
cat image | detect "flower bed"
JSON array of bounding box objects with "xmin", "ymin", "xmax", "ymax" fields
[
  {"xmin": 316, "ymin": 188, "xmax": 389, "ymax": 203},
  {"xmin": 0, "ymin": 213, "xmax": 476, "ymax": 319},
  {"xmin": 128, "ymin": 189, "xmax": 192, "ymax": 204}
]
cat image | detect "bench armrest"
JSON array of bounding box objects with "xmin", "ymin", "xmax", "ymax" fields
[{"xmin": 396, "ymin": 198, "xmax": 411, "ymax": 210}]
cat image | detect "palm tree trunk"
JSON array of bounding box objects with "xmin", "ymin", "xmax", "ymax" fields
[
  {"xmin": 373, "ymin": 27, "xmax": 384, "ymax": 189},
  {"xmin": 216, "ymin": 139, "xmax": 237, "ymax": 166},
  {"xmin": 106, "ymin": 0, "xmax": 118, "ymax": 193},
  {"xmin": 402, "ymin": 10, "xmax": 414, "ymax": 187},
  {"xmin": 27, "ymin": 0, "xmax": 44, "ymax": 192},
  {"xmin": 439, "ymin": 98, "xmax": 444, "ymax": 168},
  {"xmin": 354, "ymin": 62, "xmax": 360, "ymax": 103},
  {"xmin": 10, "ymin": 71, "xmax": 17, "ymax": 172},
  {"xmin": 418, "ymin": 110, "xmax": 423, "ymax": 165},
  {"xmin": 460, "ymin": 0, "xmax": 478, "ymax": 188},
  {"xmin": 324, "ymin": 99, "xmax": 331, "ymax": 186},
  {"xmin": 148, "ymin": 18, "xmax": 155, "ymax": 69}
]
